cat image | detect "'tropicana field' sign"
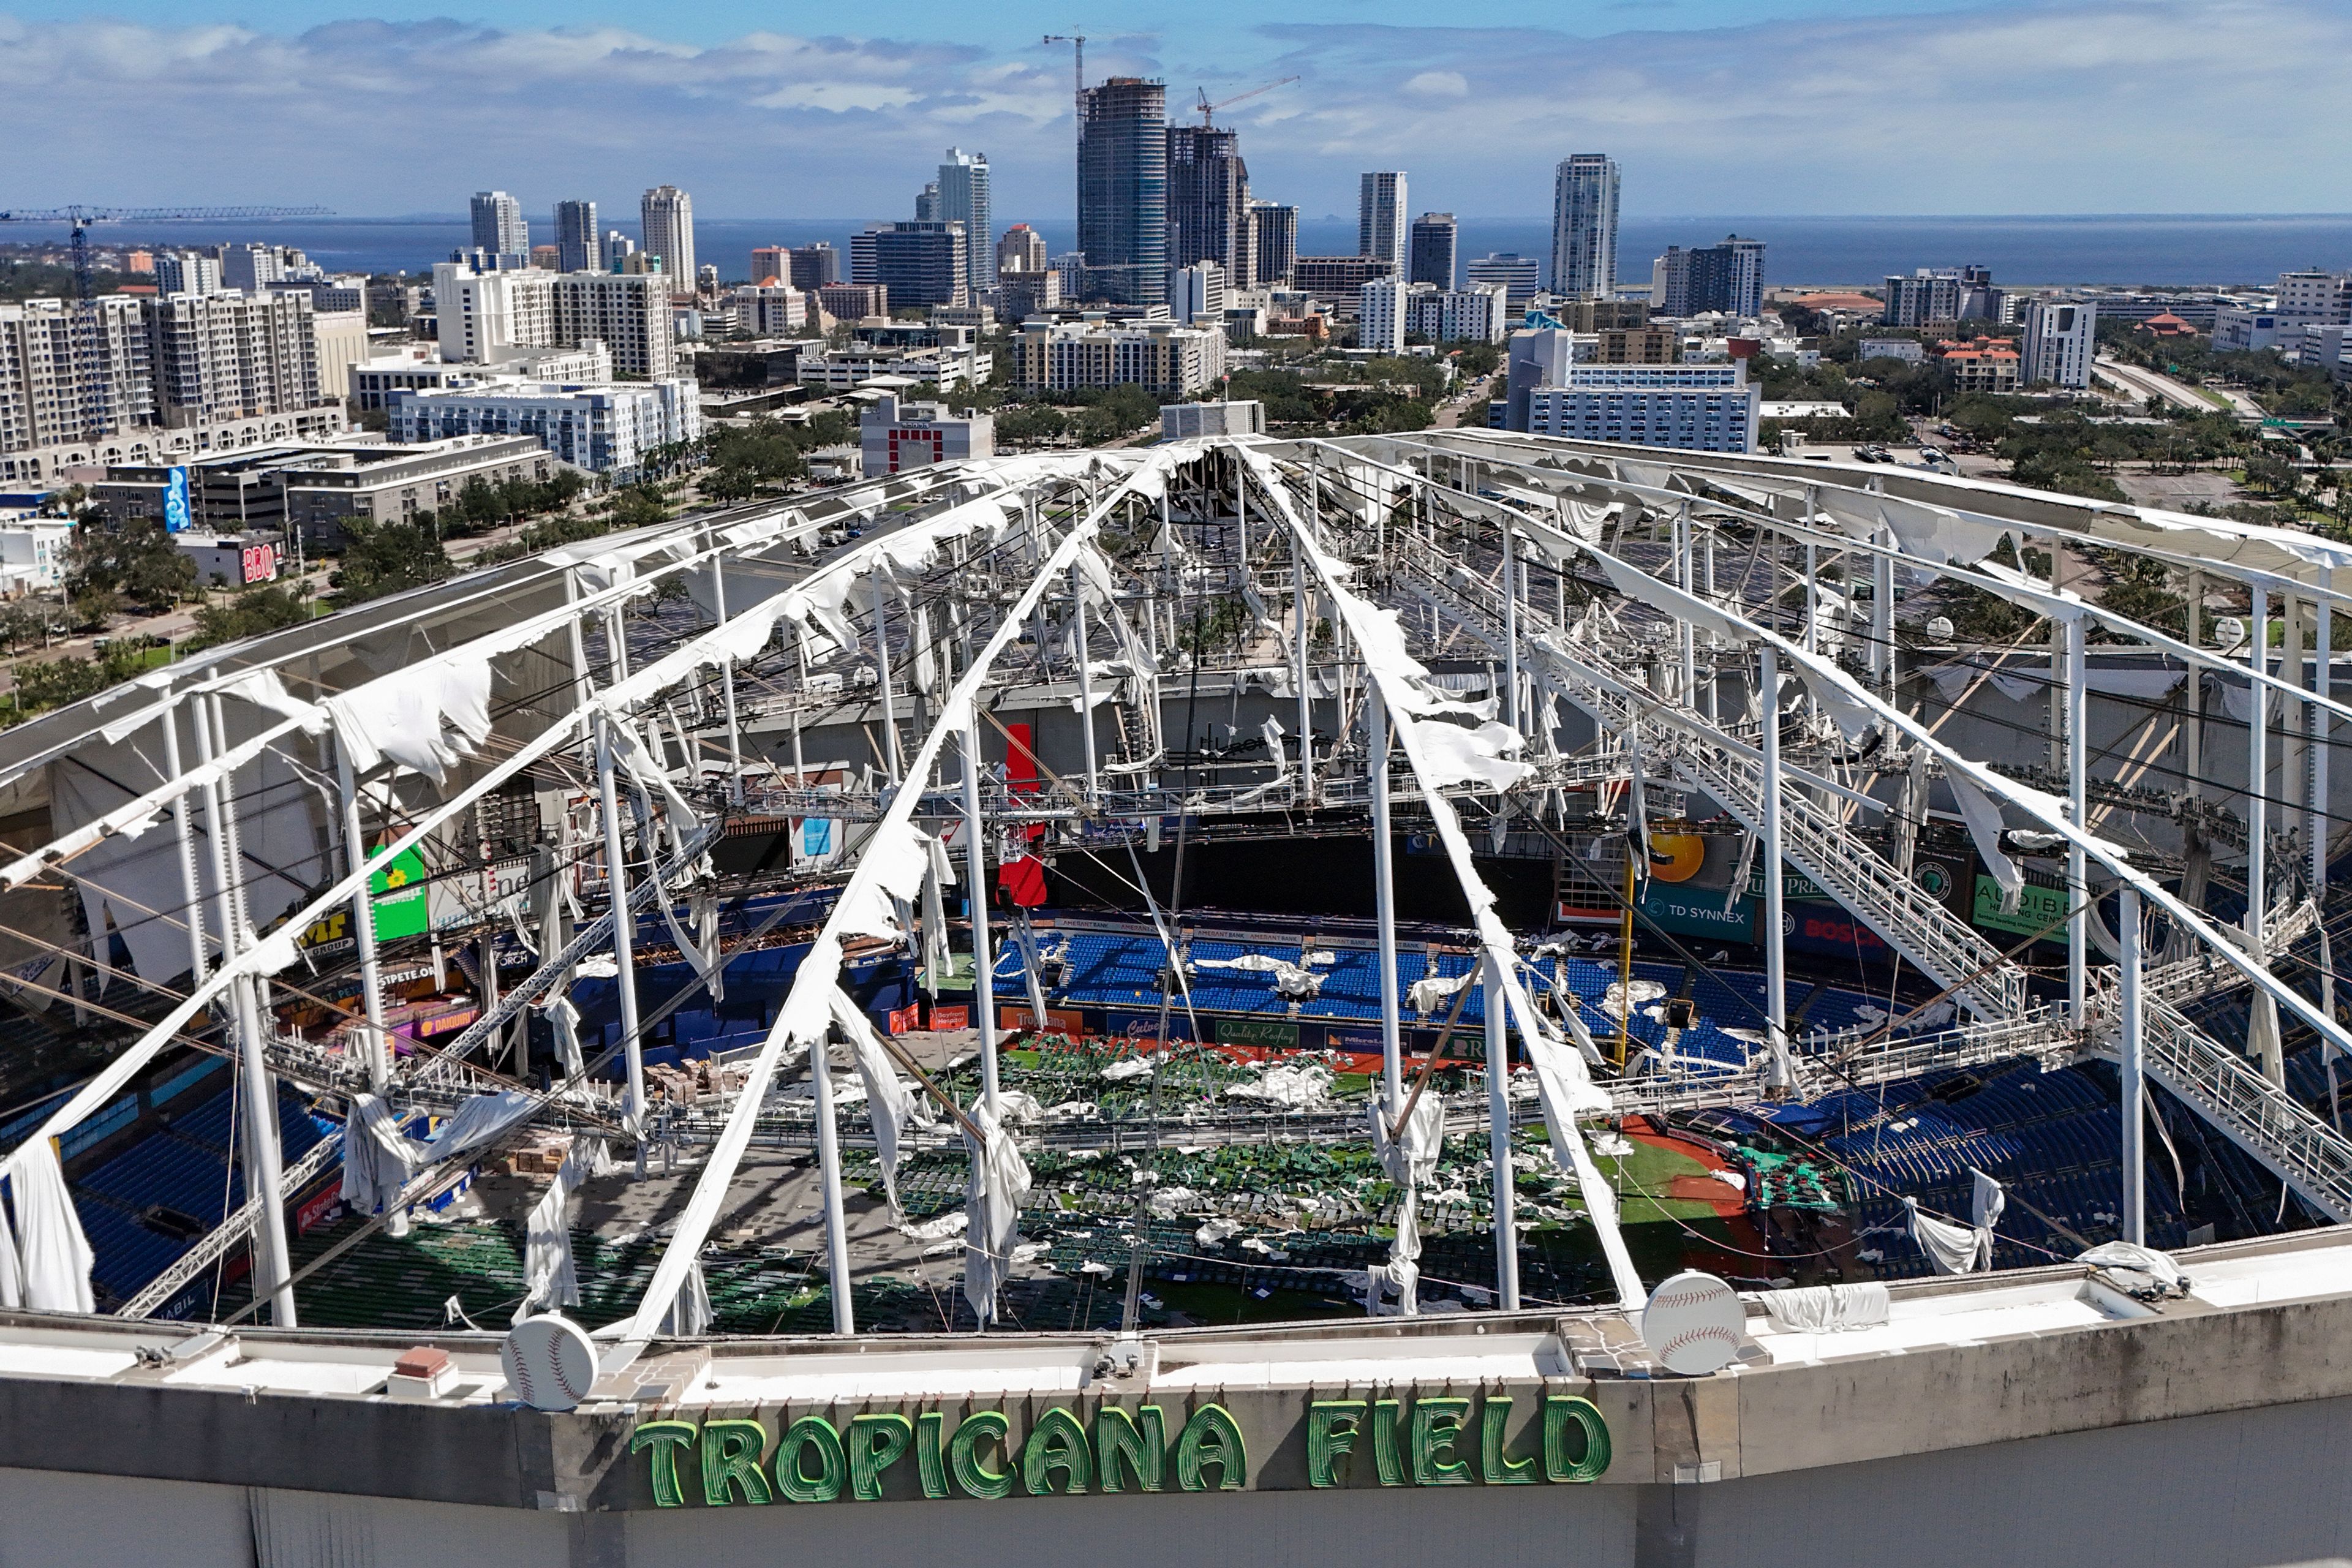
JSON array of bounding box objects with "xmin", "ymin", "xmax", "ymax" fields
[{"xmin": 628, "ymin": 1393, "xmax": 1609, "ymax": 1506}]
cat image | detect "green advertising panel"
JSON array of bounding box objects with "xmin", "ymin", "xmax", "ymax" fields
[
  {"xmin": 369, "ymin": 843, "xmax": 430, "ymax": 942},
  {"xmin": 1971, "ymin": 873, "xmax": 2068, "ymax": 938},
  {"xmin": 1638, "ymin": 883, "xmax": 1755, "ymax": 942}
]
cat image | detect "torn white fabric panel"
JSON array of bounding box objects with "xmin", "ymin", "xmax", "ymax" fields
[
  {"xmin": 1971, "ymin": 1167, "xmax": 2007, "ymax": 1240},
  {"xmin": 2218, "ymin": 679, "xmax": 2285, "ymax": 726},
  {"xmin": 1818, "ymin": 489, "xmax": 2010, "ymax": 567},
  {"xmin": 326, "ymin": 658, "xmax": 494, "ymax": 783},
  {"xmin": 1590, "ymin": 551, "xmax": 1757, "ymax": 647},
  {"xmin": 658, "ymin": 1260, "xmax": 713, "ymax": 1336},
  {"xmin": 1943, "ymin": 767, "xmax": 2022, "ymax": 910},
  {"xmin": 829, "ymin": 989, "xmax": 932, "ymax": 1216},
  {"xmin": 1905, "ymin": 1198, "xmax": 1983, "ymax": 1275},
  {"xmin": 222, "ymin": 669, "xmax": 331, "ymax": 734},
  {"xmin": 542, "ymin": 996, "xmax": 587, "ymax": 1077},
  {"xmin": 1407, "ymin": 968, "xmax": 1474, "ymax": 1017},
  {"xmin": 341, "ymin": 1095, "xmax": 426, "ymax": 1216},
  {"xmin": 831, "ymin": 820, "xmax": 935, "ymax": 941},
  {"xmin": 7, "ymin": 1139, "xmax": 93, "ymax": 1314},
  {"xmin": 961, "ymin": 1104, "xmax": 1032, "ymax": 1327},
  {"xmin": 425, "ymin": 1090, "xmax": 540, "ymax": 1161},
  {"xmin": 2078, "ymin": 1241, "xmax": 2191, "ymax": 1297},
  {"xmin": 514, "ymin": 1139, "xmax": 594, "ymax": 1324},
  {"xmin": 1758, "ymin": 1280, "xmax": 1891, "ymax": 1332},
  {"xmin": 1411, "ymin": 717, "xmax": 1534, "ymax": 792},
  {"xmin": 1371, "ymin": 1093, "xmax": 1444, "ymax": 1188},
  {"xmin": 1779, "ymin": 642, "xmax": 1882, "ymax": 742}
]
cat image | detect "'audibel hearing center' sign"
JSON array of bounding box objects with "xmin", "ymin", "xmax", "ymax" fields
[{"xmin": 628, "ymin": 1391, "xmax": 1610, "ymax": 1506}]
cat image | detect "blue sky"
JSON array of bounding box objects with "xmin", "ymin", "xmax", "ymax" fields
[{"xmin": 2, "ymin": 1, "xmax": 2346, "ymax": 219}]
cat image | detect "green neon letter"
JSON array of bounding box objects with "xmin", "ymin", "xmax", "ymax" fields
[
  {"xmin": 1544, "ymin": 1395, "xmax": 1611, "ymax": 1483},
  {"xmin": 848, "ymin": 1412, "xmax": 914, "ymax": 1501},
  {"xmin": 774, "ymin": 1415, "xmax": 845, "ymax": 1504},
  {"xmin": 1093, "ymin": 1404, "xmax": 1166, "ymax": 1493},
  {"xmin": 1308, "ymin": 1401, "xmax": 1366, "ymax": 1488},
  {"xmin": 948, "ymin": 1411, "xmax": 1013, "ymax": 1499},
  {"xmin": 1480, "ymin": 1396, "xmax": 1537, "ymax": 1485},
  {"xmin": 1411, "ymin": 1398, "xmax": 1473, "ymax": 1486},
  {"xmin": 916, "ymin": 1410, "xmax": 949, "ymax": 1499},
  {"xmin": 1022, "ymin": 1406, "xmax": 1092, "ymax": 1495},
  {"xmin": 1174, "ymin": 1403, "xmax": 1248, "ymax": 1492},
  {"xmin": 1370, "ymin": 1398, "xmax": 1406, "ymax": 1487},
  {"xmin": 631, "ymin": 1420, "xmax": 698, "ymax": 1509},
  {"xmin": 699, "ymin": 1418, "xmax": 772, "ymax": 1506}
]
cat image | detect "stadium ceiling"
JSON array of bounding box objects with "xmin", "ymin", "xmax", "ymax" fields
[{"xmin": 0, "ymin": 431, "xmax": 2346, "ymax": 1348}]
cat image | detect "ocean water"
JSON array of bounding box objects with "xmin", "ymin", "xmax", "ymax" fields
[{"xmin": 17, "ymin": 211, "xmax": 2348, "ymax": 290}]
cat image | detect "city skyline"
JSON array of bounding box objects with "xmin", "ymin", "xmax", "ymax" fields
[{"xmin": 3, "ymin": 1, "xmax": 2347, "ymax": 219}]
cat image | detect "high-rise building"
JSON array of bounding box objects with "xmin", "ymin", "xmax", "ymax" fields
[
  {"xmin": 1550, "ymin": 154, "xmax": 1619, "ymax": 301},
  {"xmin": 1295, "ymin": 256, "xmax": 1395, "ymax": 299},
  {"xmin": 937, "ymin": 149, "xmax": 994, "ymax": 296},
  {"xmin": 2275, "ymin": 268, "xmax": 2352, "ymax": 326},
  {"xmin": 1407, "ymin": 282, "xmax": 1511, "ymax": 345},
  {"xmin": 750, "ymin": 246, "xmax": 788, "ymax": 287},
  {"xmin": 1251, "ymin": 201, "xmax": 1298, "ymax": 288},
  {"xmin": 2021, "ymin": 300, "xmax": 2097, "ymax": 388},
  {"xmin": 1358, "ymin": 173, "xmax": 1408, "ymax": 274},
  {"xmin": 850, "ymin": 222, "xmax": 970, "ymax": 309},
  {"xmin": 1883, "ymin": 269, "xmax": 1964, "ymax": 328},
  {"xmin": 996, "ymin": 225, "xmax": 1048, "ymax": 277},
  {"xmin": 998, "ymin": 270, "xmax": 1061, "ymax": 322},
  {"xmin": 1016, "ymin": 318, "xmax": 1224, "ymax": 396},
  {"xmin": 1167, "ymin": 126, "xmax": 1252, "ymax": 289},
  {"xmin": 470, "ymin": 191, "xmax": 528, "ymax": 260},
  {"xmin": 640, "ymin": 186, "xmax": 697, "ymax": 294},
  {"xmin": 1467, "ymin": 253, "xmax": 1542, "ymax": 315},
  {"xmin": 1359, "ymin": 278, "xmax": 1409, "ymax": 354},
  {"xmin": 1409, "ymin": 214, "xmax": 1457, "ymax": 289},
  {"xmin": 432, "ymin": 261, "xmax": 678, "ymax": 379},
  {"xmin": 0, "ymin": 297, "xmax": 155, "ymax": 451},
  {"xmin": 789, "ymin": 244, "xmax": 842, "ymax": 292},
  {"xmin": 1652, "ymin": 235, "xmax": 1766, "ymax": 318},
  {"xmin": 220, "ymin": 243, "xmax": 282, "ymax": 293},
  {"xmin": 603, "ymin": 232, "xmax": 636, "ymax": 272},
  {"xmin": 1168, "ymin": 262, "xmax": 1227, "ymax": 326},
  {"xmin": 1077, "ymin": 77, "xmax": 1168, "ymax": 306},
  {"xmin": 146, "ymin": 289, "xmax": 323, "ymax": 428},
  {"xmin": 1520, "ymin": 361, "xmax": 1759, "ymax": 452},
  {"xmin": 154, "ymin": 251, "xmax": 224, "ymax": 297},
  {"xmin": 554, "ymin": 201, "xmax": 599, "ymax": 274}
]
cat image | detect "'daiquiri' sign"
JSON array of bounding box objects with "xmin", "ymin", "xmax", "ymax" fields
[{"xmin": 628, "ymin": 1392, "xmax": 1610, "ymax": 1506}]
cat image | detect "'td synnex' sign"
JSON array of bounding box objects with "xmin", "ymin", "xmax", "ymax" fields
[{"xmin": 630, "ymin": 1393, "xmax": 1610, "ymax": 1506}]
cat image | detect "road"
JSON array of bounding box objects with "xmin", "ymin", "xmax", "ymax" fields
[
  {"xmin": 1435, "ymin": 372, "xmax": 1495, "ymax": 430},
  {"xmin": 2095, "ymin": 354, "xmax": 2264, "ymax": 421}
]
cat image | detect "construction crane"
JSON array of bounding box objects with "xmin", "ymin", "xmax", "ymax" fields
[
  {"xmin": 1193, "ymin": 75, "xmax": 1299, "ymax": 128},
  {"xmin": 1041, "ymin": 33, "xmax": 1087, "ymax": 117},
  {"xmin": 0, "ymin": 203, "xmax": 329, "ymax": 440}
]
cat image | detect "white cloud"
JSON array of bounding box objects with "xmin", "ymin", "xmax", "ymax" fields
[{"xmin": 0, "ymin": 2, "xmax": 2343, "ymax": 216}]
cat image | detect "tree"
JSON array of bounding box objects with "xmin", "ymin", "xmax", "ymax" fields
[
  {"xmin": 191, "ymin": 584, "xmax": 313, "ymax": 647},
  {"xmin": 62, "ymin": 518, "xmax": 195, "ymax": 616},
  {"xmin": 2244, "ymin": 453, "xmax": 2299, "ymax": 497},
  {"xmin": 331, "ymin": 518, "xmax": 452, "ymax": 606},
  {"xmin": 606, "ymin": 487, "xmax": 670, "ymax": 530}
]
